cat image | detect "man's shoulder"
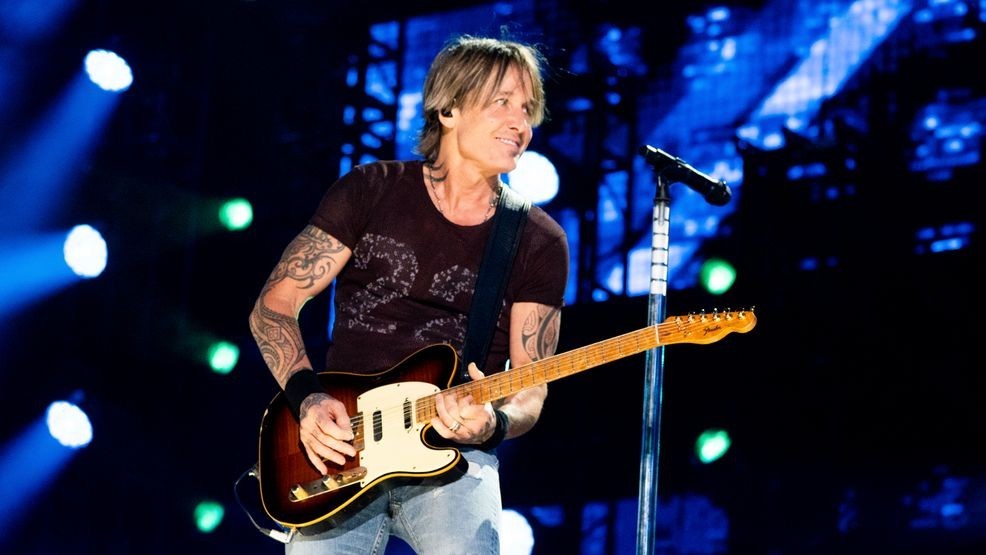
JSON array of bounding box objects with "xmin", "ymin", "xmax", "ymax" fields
[
  {"xmin": 526, "ymin": 203, "xmax": 566, "ymax": 242},
  {"xmin": 351, "ymin": 159, "xmax": 422, "ymax": 181}
]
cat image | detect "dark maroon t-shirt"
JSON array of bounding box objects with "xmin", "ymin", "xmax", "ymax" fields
[{"xmin": 309, "ymin": 160, "xmax": 569, "ymax": 376}]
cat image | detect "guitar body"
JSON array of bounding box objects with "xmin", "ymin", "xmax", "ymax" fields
[{"xmin": 258, "ymin": 343, "xmax": 462, "ymax": 528}]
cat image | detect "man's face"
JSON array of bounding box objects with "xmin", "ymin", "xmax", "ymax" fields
[{"xmin": 451, "ymin": 65, "xmax": 534, "ymax": 176}]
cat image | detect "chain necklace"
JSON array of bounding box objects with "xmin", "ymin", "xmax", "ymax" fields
[{"xmin": 426, "ymin": 164, "xmax": 500, "ymax": 222}]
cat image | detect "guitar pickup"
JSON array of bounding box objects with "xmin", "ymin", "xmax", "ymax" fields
[{"xmin": 289, "ymin": 466, "xmax": 368, "ymax": 502}]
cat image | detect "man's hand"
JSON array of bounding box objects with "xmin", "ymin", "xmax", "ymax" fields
[
  {"xmin": 298, "ymin": 393, "xmax": 356, "ymax": 475},
  {"xmin": 431, "ymin": 363, "xmax": 497, "ymax": 444}
]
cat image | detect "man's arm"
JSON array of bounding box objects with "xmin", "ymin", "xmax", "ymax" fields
[
  {"xmin": 249, "ymin": 225, "xmax": 350, "ymax": 386},
  {"xmin": 430, "ymin": 301, "xmax": 561, "ymax": 444},
  {"xmin": 248, "ymin": 224, "xmax": 357, "ymax": 473},
  {"xmin": 497, "ymin": 301, "xmax": 561, "ymax": 438}
]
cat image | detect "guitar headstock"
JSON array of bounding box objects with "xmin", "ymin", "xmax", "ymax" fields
[{"xmin": 660, "ymin": 308, "xmax": 757, "ymax": 345}]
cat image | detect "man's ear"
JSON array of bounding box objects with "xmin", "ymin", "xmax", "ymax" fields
[{"xmin": 438, "ymin": 107, "xmax": 456, "ymax": 128}]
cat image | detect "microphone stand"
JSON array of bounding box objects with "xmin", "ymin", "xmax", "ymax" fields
[
  {"xmin": 635, "ymin": 169, "xmax": 671, "ymax": 555},
  {"xmin": 634, "ymin": 145, "xmax": 730, "ymax": 553}
]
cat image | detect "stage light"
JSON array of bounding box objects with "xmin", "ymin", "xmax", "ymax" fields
[
  {"xmin": 501, "ymin": 508, "xmax": 534, "ymax": 554},
  {"xmin": 207, "ymin": 341, "xmax": 239, "ymax": 375},
  {"xmin": 699, "ymin": 257, "xmax": 735, "ymax": 295},
  {"xmin": 695, "ymin": 428, "xmax": 731, "ymax": 464},
  {"xmin": 193, "ymin": 500, "xmax": 225, "ymax": 533},
  {"xmin": 1, "ymin": 397, "xmax": 92, "ymax": 538},
  {"xmin": 63, "ymin": 224, "xmax": 107, "ymax": 278},
  {"xmin": 45, "ymin": 400, "xmax": 93, "ymax": 449},
  {"xmin": 83, "ymin": 49, "xmax": 132, "ymax": 92},
  {"xmin": 507, "ymin": 150, "xmax": 559, "ymax": 205},
  {"xmin": 218, "ymin": 198, "xmax": 253, "ymax": 231}
]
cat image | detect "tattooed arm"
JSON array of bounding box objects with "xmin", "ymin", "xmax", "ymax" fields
[
  {"xmin": 249, "ymin": 225, "xmax": 350, "ymax": 386},
  {"xmin": 497, "ymin": 301, "xmax": 561, "ymax": 439},
  {"xmin": 248, "ymin": 224, "xmax": 356, "ymax": 473},
  {"xmin": 430, "ymin": 301, "xmax": 560, "ymax": 444}
]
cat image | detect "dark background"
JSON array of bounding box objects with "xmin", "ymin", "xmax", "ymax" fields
[{"xmin": 1, "ymin": 0, "xmax": 983, "ymax": 553}]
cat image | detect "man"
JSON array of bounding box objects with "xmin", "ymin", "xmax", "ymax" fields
[{"xmin": 249, "ymin": 35, "xmax": 569, "ymax": 554}]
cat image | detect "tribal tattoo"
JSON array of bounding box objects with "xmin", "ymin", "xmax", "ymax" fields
[
  {"xmin": 520, "ymin": 305, "xmax": 561, "ymax": 361},
  {"xmin": 249, "ymin": 301, "xmax": 308, "ymax": 385},
  {"xmin": 266, "ymin": 225, "xmax": 347, "ymax": 289},
  {"xmin": 249, "ymin": 225, "xmax": 346, "ymax": 384}
]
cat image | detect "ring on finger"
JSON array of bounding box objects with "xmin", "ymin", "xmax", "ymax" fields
[{"xmin": 449, "ymin": 420, "xmax": 462, "ymax": 432}]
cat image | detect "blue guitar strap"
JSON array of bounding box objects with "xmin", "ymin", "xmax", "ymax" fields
[{"xmin": 457, "ymin": 185, "xmax": 530, "ymax": 384}]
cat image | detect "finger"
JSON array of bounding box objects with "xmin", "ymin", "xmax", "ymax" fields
[
  {"xmin": 430, "ymin": 417, "xmax": 459, "ymax": 438},
  {"xmin": 303, "ymin": 441, "xmax": 332, "ymax": 473},
  {"xmin": 456, "ymin": 394, "xmax": 476, "ymax": 412},
  {"xmin": 309, "ymin": 430, "xmax": 354, "ymax": 465},
  {"xmin": 303, "ymin": 417, "xmax": 357, "ymax": 458},
  {"xmin": 322, "ymin": 432, "xmax": 358, "ymax": 457},
  {"xmin": 434, "ymin": 392, "xmax": 454, "ymax": 421},
  {"xmin": 314, "ymin": 401, "xmax": 355, "ymax": 441},
  {"xmin": 467, "ymin": 362, "xmax": 486, "ymax": 380},
  {"xmin": 328, "ymin": 406, "xmax": 355, "ymax": 440},
  {"xmin": 316, "ymin": 415, "xmax": 355, "ymax": 443}
]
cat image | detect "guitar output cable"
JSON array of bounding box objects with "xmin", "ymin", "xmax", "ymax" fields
[{"xmin": 233, "ymin": 464, "xmax": 297, "ymax": 544}]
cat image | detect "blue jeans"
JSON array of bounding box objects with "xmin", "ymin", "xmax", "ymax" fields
[{"xmin": 286, "ymin": 449, "xmax": 502, "ymax": 555}]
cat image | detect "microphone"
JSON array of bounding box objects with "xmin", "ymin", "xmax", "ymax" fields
[{"xmin": 638, "ymin": 145, "xmax": 732, "ymax": 206}]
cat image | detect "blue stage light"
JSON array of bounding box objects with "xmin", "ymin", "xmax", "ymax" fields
[
  {"xmin": 45, "ymin": 401, "xmax": 92, "ymax": 449},
  {"xmin": 84, "ymin": 49, "xmax": 133, "ymax": 92},
  {"xmin": 63, "ymin": 224, "xmax": 107, "ymax": 278}
]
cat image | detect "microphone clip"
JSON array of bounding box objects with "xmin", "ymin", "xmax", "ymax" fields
[{"xmin": 638, "ymin": 144, "xmax": 732, "ymax": 206}]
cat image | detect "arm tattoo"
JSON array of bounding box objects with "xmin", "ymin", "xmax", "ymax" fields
[
  {"xmin": 267, "ymin": 225, "xmax": 347, "ymax": 289},
  {"xmin": 300, "ymin": 393, "xmax": 331, "ymax": 416},
  {"xmin": 521, "ymin": 305, "xmax": 561, "ymax": 361},
  {"xmin": 249, "ymin": 225, "xmax": 346, "ymax": 384},
  {"xmin": 249, "ymin": 300, "xmax": 308, "ymax": 384}
]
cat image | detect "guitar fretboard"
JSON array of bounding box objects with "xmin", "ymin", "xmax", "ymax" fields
[{"xmin": 413, "ymin": 310, "xmax": 753, "ymax": 424}]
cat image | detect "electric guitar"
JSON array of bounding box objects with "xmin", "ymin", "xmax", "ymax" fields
[{"xmin": 256, "ymin": 309, "xmax": 756, "ymax": 529}]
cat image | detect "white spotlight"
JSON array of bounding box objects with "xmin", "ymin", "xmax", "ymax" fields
[
  {"xmin": 500, "ymin": 509, "xmax": 535, "ymax": 554},
  {"xmin": 46, "ymin": 401, "xmax": 93, "ymax": 449},
  {"xmin": 64, "ymin": 224, "xmax": 108, "ymax": 278},
  {"xmin": 84, "ymin": 49, "xmax": 133, "ymax": 92},
  {"xmin": 507, "ymin": 150, "xmax": 559, "ymax": 205}
]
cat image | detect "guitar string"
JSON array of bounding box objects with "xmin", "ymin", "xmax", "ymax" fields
[{"xmin": 331, "ymin": 314, "xmax": 752, "ymax": 432}]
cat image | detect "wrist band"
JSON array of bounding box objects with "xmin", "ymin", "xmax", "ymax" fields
[
  {"xmin": 283, "ymin": 369, "xmax": 324, "ymax": 420},
  {"xmin": 478, "ymin": 409, "xmax": 510, "ymax": 451}
]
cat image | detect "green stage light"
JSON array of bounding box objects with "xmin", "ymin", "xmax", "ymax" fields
[
  {"xmin": 218, "ymin": 198, "xmax": 253, "ymax": 231},
  {"xmin": 207, "ymin": 341, "xmax": 239, "ymax": 374},
  {"xmin": 695, "ymin": 428, "xmax": 731, "ymax": 464},
  {"xmin": 193, "ymin": 500, "xmax": 225, "ymax": 533},
  {"xmin": 699, "ymin": 258, "xmax": 736, "ymax": 295}
]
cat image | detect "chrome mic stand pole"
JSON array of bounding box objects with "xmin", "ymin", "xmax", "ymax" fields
[{"xmin": 635, "ymin": 171, "xmax": 671, "ymax": 555}]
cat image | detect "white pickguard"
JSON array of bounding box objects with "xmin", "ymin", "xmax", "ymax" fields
[{"xmin": 356, "ymin": 381, "xmax": 457, "ymax": 485}]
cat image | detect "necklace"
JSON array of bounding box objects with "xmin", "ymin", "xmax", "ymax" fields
[{"xmin": 426, "ymin": 164, "xmax": 500, "ymax": 222}]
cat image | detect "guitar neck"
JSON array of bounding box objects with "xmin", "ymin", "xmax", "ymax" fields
[
  {"xmin": 415, "ymin": 324, "xmax": 661, "ymax": 423},
  {"xmin": 413, "ymin": 309, "xmax": 755, "ymax": 424}
]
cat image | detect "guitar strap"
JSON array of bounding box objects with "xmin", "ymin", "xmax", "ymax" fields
[{"xmin": 456, "ymin": 184, "xmax": 531, "ymax": 384}]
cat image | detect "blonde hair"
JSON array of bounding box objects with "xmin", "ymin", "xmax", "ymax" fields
[{"xmin": 416, "ymin": 35, "xmax": 547, "ymax": 162}]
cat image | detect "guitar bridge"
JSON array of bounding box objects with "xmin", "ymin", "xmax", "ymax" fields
[{"xmin": 289, "ymin": 466, "xmax": 368, "ymax": 502}]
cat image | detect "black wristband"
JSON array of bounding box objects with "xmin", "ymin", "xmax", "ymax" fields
[
  {"xmin": 478, "ymin": 409, "xmax": 510, "ymax": 452},
  {"xmin": 283, "ymin": 369, "xmax": 324, "ymax": 420}
]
